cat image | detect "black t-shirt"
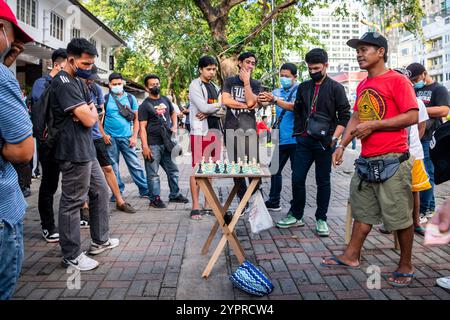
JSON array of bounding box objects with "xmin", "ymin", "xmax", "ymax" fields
[
  {"xmin": 415, "ymin": 82, "xmax": 450, "ymax": 141},
  {"xmin": 50, "ymin": 70, "xmax": 96, "ymax": 162},
  {"xmin": 138, "ymin": 96, "xmax": 174, "ymax": 146},
  {"xmin": 203, "ymin": 82, "xmax": 221, "ymax": 130},
  {"xmin": 222, "ymin": 76, "xmax": 262, "ymax": 130}
]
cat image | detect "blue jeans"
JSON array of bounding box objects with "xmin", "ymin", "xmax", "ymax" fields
[
  {"xmin": 267, "ymin": 144, "xmax": 296, "ymax": 206},
  {"xmin": 144, "ymin": 144, "xmax": 181, "ymax": 201},
  {"xmin": 420, "ymin": 140, "xmax": 435, "ymax": 213},
  {"xmin": 0, "ymin": 220, "xmax": 24, "ymax": 300},
  {"xmin": 107, "ymin": 137, "xmax": 149, "ymax": 196},
  {"xmin": 289, "ymin": 136, "xmax": 332, "ymax": 221}
]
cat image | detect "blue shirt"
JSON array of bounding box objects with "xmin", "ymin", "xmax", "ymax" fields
[
  {"xmin": 273, "ymin": 84, "xmax": 298, "ymax": 145},
  {"xmin": 31, "ymin": 74, "xmax": 52, "ymax": 104},
  {"xmin": 88, "ymin": 83, "xmax": 105, "ymax": 140},
  {"xmin": 0, "ymin": 64, "xmax": 33, "ymax": 225},
  {"xmin": 104, "ymin": 92, "xmax": 138, "ymax": 138}
]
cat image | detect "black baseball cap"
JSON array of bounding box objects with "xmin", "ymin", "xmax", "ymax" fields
[
  {"xmin": 406, "ymin": 63, "xmax": 426, "ymax": 80},
  {"xmin": 347, "ymin": 32, "xmax": 388, "ymax": 54}
]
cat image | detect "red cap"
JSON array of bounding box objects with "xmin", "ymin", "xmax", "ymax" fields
[{"xmin": 0, "ymin": 0, "xmax": 34, "ymax": 43}]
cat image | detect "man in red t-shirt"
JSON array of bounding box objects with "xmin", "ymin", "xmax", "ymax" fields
[{"xmin": 321, "ymin": 32, "xmax": 419, "ymax": 288}]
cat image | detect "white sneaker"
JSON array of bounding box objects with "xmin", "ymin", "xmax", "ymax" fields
[
  {"xmin": 62, "ymin": 252, "xmax": 99, "ymax": 271},
  {"xmin": 88, "ymin": 238, "xmax": 120, "ymax": 255},
  {"xmin": 436, "ymin": 276, "xmax": 450, "ymax": 290}
]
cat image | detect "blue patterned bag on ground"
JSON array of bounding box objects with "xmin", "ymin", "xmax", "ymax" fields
[{"xmin": 230, "ymin": 260, "xmax": 274, "ymax": 296}]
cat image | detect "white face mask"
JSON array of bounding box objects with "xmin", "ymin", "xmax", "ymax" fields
[{"xmin": 0, "ymin": 27, "xmax": 11, "ymax": 65}]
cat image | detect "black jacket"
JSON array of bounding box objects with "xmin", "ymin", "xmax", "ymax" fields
[{"xmin": 293, "ymin": 76, "xmax": 350, "ymax": 143}]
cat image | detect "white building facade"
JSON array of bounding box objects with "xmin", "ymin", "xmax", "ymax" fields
[{"xmin": 6, "ymin": 0, "xmax": 128, "ymax": 92}]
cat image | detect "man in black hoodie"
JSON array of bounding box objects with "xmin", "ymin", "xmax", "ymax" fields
[{"xmin": 274, "ymin": 48, "xmax": 350, "ymax": 236}]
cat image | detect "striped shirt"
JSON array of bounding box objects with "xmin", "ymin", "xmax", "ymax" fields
[{"xmin": 0, "ymin": 64, "xmax": 33, "ymax": 225}]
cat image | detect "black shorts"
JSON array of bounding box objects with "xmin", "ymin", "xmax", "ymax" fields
[{"xmin": 94, "ymin": 138, "xmax": 111, "ymax": 167}]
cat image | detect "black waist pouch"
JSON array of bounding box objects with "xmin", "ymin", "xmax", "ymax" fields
[
  {"xmin": 354, "ymin": 152, "xmax": 409, "ymax": 184},
  {"xmin": 306, "ymin": 112, "xmax": 330, "ymax": 140}
]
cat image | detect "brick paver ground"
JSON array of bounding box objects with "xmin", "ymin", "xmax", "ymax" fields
[{"xmin": 12, "ymin": 138, "xmax": 450, "ymax": 300}]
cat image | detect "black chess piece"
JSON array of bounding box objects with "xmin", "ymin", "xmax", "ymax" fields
[
  {"xmin": 197, "ymin": 164, "xmax": 203, "ymax": 174},
  {"xmin": 215, "ymin": 163, "xmax": 221, "ymax": 173},
  {"xmin": 239, "ymin": 164, "xmax": 243, "ymax": 174},
  {"xmin": 223, "ymin": 164, "xmax": 228, "ymax": 174}
]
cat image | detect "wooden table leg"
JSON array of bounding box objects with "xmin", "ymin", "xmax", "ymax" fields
[
  {"xmin": 200, "ymin": 178, "xmax": 260, "ymax": 278},
  {"xmin": 200, "ymin": 179, "xmax": 242, "ymax": 255}
]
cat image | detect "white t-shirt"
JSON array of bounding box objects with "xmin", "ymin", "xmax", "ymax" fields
[{"xmin": 408, "ymin": 99, "xmax": 429, "ymax": 160}]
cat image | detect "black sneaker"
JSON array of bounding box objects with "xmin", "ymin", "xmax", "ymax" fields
[
  {"xmin": 265, "ymin": 201, "xmax": 281, "ymax": 212},
  {"xmin": 149, "ymin": 196, "xmax": 167, "ymax": 208},
  {"xmin": 42, "ymin": 228, "xmax": 59, "ymax": 243},
  {"xmin": 169, "ymin": 194, "xmax": 189, "ymax": 203}
]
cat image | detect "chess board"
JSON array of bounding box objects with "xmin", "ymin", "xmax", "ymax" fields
[{"xmin": 193, "ymin": 161, "xmax": 271, "ymax": 178}]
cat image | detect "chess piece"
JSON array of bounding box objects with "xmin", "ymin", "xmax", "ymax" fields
[
  {"xmin": 197, "ymin": 163, "xmax": 203, "ymax": 174},
  {"xmin": 215, "ymin": 162, "xmax": 221, "ymax": 173},
  {"xmin": 239, "ymin": 163, "xmax": 243, "ymax": 174}
]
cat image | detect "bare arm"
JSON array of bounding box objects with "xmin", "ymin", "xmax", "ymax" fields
[
  {"xmin": 72, "ymin": 103, "xmax": 98, "ymax": 128},
  {"xmin": 332, "ymin": 125, "xmax": 346, "ymax": 140},
  {"xmin": 427, "ymin": 106, "xmax": 449, "ymax": 118},
  {"xmin": 418, "ymin": 121, "xmax": 426, "ymax": 139},
  {"xmin": 171, "ymin": 111, "xmax": 178, "ymax": 132},
  {"xmin": 2, "ymin": 135, "xmax": 34, "ymax": 163},
  {"xmin": 139, "ymin": 120, "xmax": 152, "ymax": 160},
  {"xmin": 132, "ymin": 110, "xmax": 139, "ymax": 139},
  {"xmin": 340, "ymin": 111, "xmax": 360, "ymax": 147},
  {"xmin": 222, "ymin": 92, "xmax": 248, "ymax": 109}
]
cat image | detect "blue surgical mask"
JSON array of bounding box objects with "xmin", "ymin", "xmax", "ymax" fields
[
  {"xmin": 414, "ymin": 81, "xmax": 425, "ymax": 89},
  {"xmin": 280, "ymin": 77, "xmax": 293, "ymax": 90},
  {"xmin": 111, "ymin": 85, "xmax": 124, "ymax": 95}
]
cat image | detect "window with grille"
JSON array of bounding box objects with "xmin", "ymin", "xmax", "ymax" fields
[
  {"xmin": 50, "ymin": 12, "xmax": 64, "ymax": 41},
  {"xmin": 17, "ymin": 0, "xmax": 37, "ymax": 28},
  {"xmin": 71, "ymin": 28, "xmax": 81, "ymax": 40}
]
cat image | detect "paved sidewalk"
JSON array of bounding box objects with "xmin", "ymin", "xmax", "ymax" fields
[{"xmin": 12, "ymin": 141, "xmax": 450, "ymax": 300}]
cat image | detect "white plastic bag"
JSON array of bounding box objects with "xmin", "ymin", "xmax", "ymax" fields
[{"xmin": 248, "ymin": 190, "xmax": 274, "ymax": 234}]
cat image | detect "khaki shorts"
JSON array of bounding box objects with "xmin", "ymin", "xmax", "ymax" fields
[{"xmin": 350, "ymin": 153, "xmax": 414, "ymax": 232}]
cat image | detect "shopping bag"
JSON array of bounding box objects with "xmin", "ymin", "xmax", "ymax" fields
[
  {"xmin": 230, "ymin": 260, "xmax": 274, "ymax": 296},
  {"xmin": 248, "ymin": 190, "xmax": 274, "ymax": 234}
]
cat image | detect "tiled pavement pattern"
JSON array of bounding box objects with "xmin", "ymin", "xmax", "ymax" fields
[{"xmin": 12, "ymin": 139, "xmax": 450, "ymax": 300}]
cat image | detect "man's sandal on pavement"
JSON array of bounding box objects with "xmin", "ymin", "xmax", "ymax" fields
[
  {"xmin": 384, "ymin": 271, "xmax": 416, "ymax": 288},
  {"xmin": 320, "ymin": 255, "xmax": 360, "ymax": 269}
]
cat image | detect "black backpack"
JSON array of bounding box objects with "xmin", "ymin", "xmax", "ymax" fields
[
  {"xmin": 31, "ymin": 79, "xmax": 69, "ymax": 153},
  {"xmin": 430, "ymin": 121, "xmax": 450, "ymax": 185}
]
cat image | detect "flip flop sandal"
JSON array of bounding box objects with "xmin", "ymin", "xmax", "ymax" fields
[
  {"xmin": 384, "ymin": 271, "xmax": 416, "ymax": 288},
  {"xmin": 414, "ymin": 226, "xmax": 425, "ymax": 236},
  {"xmin": 190, "ymin": 210, "xmax": 203, "ymax": 220},
  {"xmin": 320, "ymin": 255, "xmax": 360, "ymax": 269}
]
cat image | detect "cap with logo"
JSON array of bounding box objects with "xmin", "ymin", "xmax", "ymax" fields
[
  {"xmin": 406, "ymin": 63, "xmax": 426, "ymax": 80},
  {"xmin": 346, "ymin": 32, "xmax": 388, "ymax": 54},
  {"xmin": 0, "ymin": 0, "xmax": 34, "ymax": 43}
]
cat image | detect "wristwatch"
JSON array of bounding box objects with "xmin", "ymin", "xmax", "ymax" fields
[{"xmin": 332, "ymin": 136, "xmax": 339, "ymax": 143}]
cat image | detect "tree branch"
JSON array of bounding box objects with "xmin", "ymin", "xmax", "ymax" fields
[
  {"xmin": 193, "ymin": 0, "xmax": 217, "ymax": 24},
  {"xmin": 234, "ymin": 0, "xmax": 298, "ymax": 52}
]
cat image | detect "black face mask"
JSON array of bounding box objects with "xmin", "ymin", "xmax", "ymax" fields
[
  {"xmin": 309, "ymin": 71, "xmax": 324, "ymax": 82},
  {"xmin": 150, "ymin": 87, "xmax": 160, "ymax": 95}
]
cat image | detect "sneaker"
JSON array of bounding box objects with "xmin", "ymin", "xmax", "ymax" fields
[
  {"xmin": 42, "ymin": 228, "xmax": 59, "ymax": 243},
  {"xmin": 62, "ymin": 252, "xmax": 99, "ymax": 271},
  {"xmin": 316, "ymin": 219, "xmax": 329, "ymax": 237},
  {"xmin": 116, "ymin": 202, "xmax": 136, "ymax": 214},
  {"xmin": 88, "ymin": 238, "xmax": 120, "ymax": 255},
  {"xmin": 419, "ymin": 213, "xmax": 428, "ymax": 224},
  {"xmin": 436, "ymin": 276, "xmax": 450, "ymax": 290},
  {"xmin": 80, "ymin": 220, "xmax": 90, "ymax": 229},
  {"xmin": 149, "ymin": 196, "xmax": 167, "ymax": 208},
  {"xmin": 276, "ymin": 213, "xmax": 305, "ymax": 229},
  {"xmin": 265, "ymin": 201, "xmax": 281, "ymax": 212},
  {"xmin": 425, "ymin": 210, "xmax": 435, "ymax": 219},
  {"xmin": 169, "ymin": 194, "xmax": 189, "ymax": 203},
  {"xmin": 22, "ymin": 187, "xmax": 31, "ymax": 198}
]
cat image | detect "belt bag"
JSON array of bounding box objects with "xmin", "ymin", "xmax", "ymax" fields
[
  {"xmin": 306, "ymin": 112, "xmax": 330, "ymax": 140},
  {"xmin": 355, "ymin": 152, "xmax": 409, "ymax": 183}
]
